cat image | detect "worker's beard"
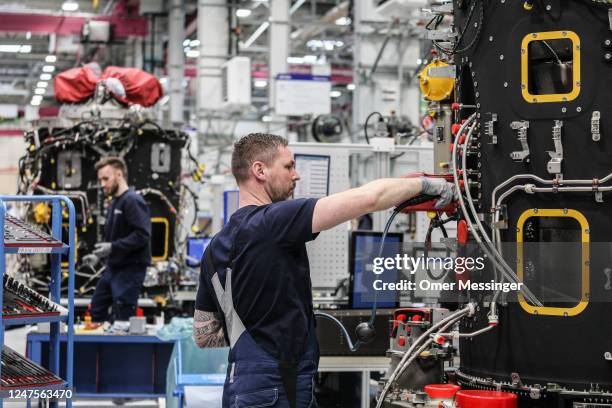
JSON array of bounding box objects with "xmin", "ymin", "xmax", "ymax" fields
[
  {"xmin": 109, "ymin": 182, "xmax": 119, "ymax": 197},
  {"xmin": 268, "ymin": 182, "xmax": 295, "ymax": 203}
]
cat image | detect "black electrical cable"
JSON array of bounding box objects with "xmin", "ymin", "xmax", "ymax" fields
[
  {"xmin": 364, "ymin": 111, "xmax": 383, "ymax": 144},
  {"xmin": 315, "ymin": 194, "xmax": 437, "ymax": 351}
]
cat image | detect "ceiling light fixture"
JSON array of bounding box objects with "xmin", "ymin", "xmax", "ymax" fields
[
  {"xmin": 34, "ymin": 88, "xmax": 46, "ymax": 95},
  {"xmin": 347, "ymin": 83, "xmax": 355, "ymax": 91},
  {"xmin": 330, "ymin": 90, "xmax": 342, "ymax": 98},
  {"xmin": 45, "ymin": 55, "xmax": 57, "ymax": 63},
  {"xmin": 254, "ymin": 80, "xmax": 268, "ymax": 88},
  {"xmin": 0, "ymin": 45, "xmax": 22, "ymax": 53},
  {"xmin": 36, "ymin": 82, "xmax": 48, "ymax": 88},
  {"xmin": 42, "ymin": 65, "xmax": 55, "ymax": 73},
  {"xmin": 236, "ymin": 9, "xmax": 252, "ymax": 18},
  {"xmin": 62, "ymin": 1, "xmax": 79, "ymax": 12},
  {"xmin": 40, "ymin": 74, "xmax": 52, "ymax": 81}
]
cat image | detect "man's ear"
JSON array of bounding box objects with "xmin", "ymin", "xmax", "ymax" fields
[{"xmin": 251, "ymin": 161, "xmax": 266, "ymax": 181}]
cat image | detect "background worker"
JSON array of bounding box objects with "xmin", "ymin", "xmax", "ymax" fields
[{"xmin": 84, "ymin": 156, "xmax": 152, "ymax": 322}]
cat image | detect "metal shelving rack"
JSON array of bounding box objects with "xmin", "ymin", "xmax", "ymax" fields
[{"xmin": 0, "ymin": 195, "xmax": 75, "ymax": 408}]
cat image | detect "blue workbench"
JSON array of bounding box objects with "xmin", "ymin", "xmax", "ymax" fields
[{"xmin": 26, "ymin": 332, "xmax": 174, "ymax": 399}]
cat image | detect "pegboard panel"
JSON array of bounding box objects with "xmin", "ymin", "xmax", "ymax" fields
[{"xmin": 291, "ymin": 144, "xmax": 351, "ymax": 289}]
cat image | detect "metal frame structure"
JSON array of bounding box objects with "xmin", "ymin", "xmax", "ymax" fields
[{"xmin": 0, "ymin": 195, "xmax": 75, "ymax": 408}]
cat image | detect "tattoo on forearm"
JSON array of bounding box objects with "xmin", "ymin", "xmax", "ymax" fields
[{"xmin": 193, "ymin": 309, "xmax": 228, "ymax": 348}]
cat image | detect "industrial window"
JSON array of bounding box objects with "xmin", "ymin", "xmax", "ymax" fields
[
  {"xmin": 516, "ymin": 209, "xmax": 589, "ymax": 317},
  {"xmin": 521, "ymin": 31, "xmax": 581, "ymax": 103}
]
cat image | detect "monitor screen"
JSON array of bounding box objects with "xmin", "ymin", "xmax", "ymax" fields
[
  {"xmin": 349, "ymin": 231, "xmax": 403, "ymax": 309},
  {"xmin": 293, "ymin": 154, "xmax": 330, "ymax": 199},
  {"xmin": 186, "ymin": 237, "xmax": 212, "ymax": 267}
]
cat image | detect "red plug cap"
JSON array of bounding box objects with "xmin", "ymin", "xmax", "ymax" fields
[
  {"xmin": 451, "ymin": 123, "xmax": 462, "ymax": 135},
  {"xmin": 451, "ymin": 103, "xmax": 461, "ymax": 111},
  {"xmin": 459, "ymin": 134, "xmax": 466, "ymax": 144},
  {"xmin": 398, "ymin": 336, "xmax": 406, "ymax": 347}
]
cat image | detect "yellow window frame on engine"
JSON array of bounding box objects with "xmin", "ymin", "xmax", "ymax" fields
[
  {"xmin": 516, "ymin": 208, "xmax": 589, "ymax": 317},
  {"xmin": 151, "ymin": 217, "xmax": 169, "ymax": 262},
  {"xmin": 520, "ymin": 30, "xmax": 581, "ymax": 103}
]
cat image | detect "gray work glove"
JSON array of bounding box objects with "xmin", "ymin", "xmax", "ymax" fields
[
  {"xmin": 93, "ymin": 242, "xmax": 112, "ymax": 258},
  {"xmin": 420, "ymin": 177, "xmax": 459, "ymax": 209},
  {"xmin": 82, "ymin": 253, "xmax": 99, "ymax": 266}
]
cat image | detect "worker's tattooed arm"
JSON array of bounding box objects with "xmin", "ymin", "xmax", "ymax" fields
[{"xmin": 193, "ymin": 309, "xmax": 228, "ymax": 348}]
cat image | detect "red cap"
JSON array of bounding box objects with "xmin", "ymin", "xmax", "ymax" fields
[
  {"xmin": 398, "ymin": 336, "xmax": 406, "ymax": 347},
  {"xmin": 451, "ymin": 123, "xmax": 462, "ymax": 135},
  {"xmin": 455, "ymin": 390, "xmax": 517, "ymax": 408},
  {"xmin": 424, "ymin": 384, "xmax": 461, "ymax": 399},
  {"xmin": 412, "ymin": 314, "xmax": 422, "ymax": 321},
  {"xmin": 458, "ymin": 134, "xmax": 466, "ymax": 144},
  {"xmin": 136, "ymin": 307, "xmax": 144, "ymax": 317},
  {"xmin": 457, "ymin": 220, "xmax": 469, "ymax": 244},
  {"xmin": 451, "ymin": 102, "xmax": 461, "ymax": 111},
  {"xmin": 397, "ymin": 314, "xmax": 407, "ymax": 322}
]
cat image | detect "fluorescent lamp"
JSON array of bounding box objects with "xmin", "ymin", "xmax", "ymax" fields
[
  {"xmin": 31, "ymin": 95, "xmax": 43, "ymax": 101},
  {"xmin": 19, "ymin": 45, "xmax": 31, "ymax": 53},
  {"xmin": 40, "ymin": 74, "xmax": 52, "ymax": 81},
  {"xmin": 236, "ymin": 9, "xmax": 252, "ymax": 18},
  {"xmin": 36, "ymin": 82, "xmax": 48, "ymax": 88},
  {"xmin": 347, "ymin": 83, "xmax": 355, "ymax": 91},
  {"xmin": 189, "ymin": 39, "xmax": 200, "ymax": 47},
  {"xmin": 62, "ymin": 1, "xmax": 79, "ymax": 11},
  {"xmin": 330, "ymin": 90, "xmax": 342, "ymax": 98},
  {"xmin": 287, "ymin": 57, "xmax": 304, "ymax": 64},
  {"xmin": 254, "ymin": 80, "xmax": 267, "ymax": 88},
  {"xmin": 0, "ymin": 45, "xmax": 22, "ymax": 53},
  {"xmin": 335, "ymin": 17, "xmax": 351, "ymax": 26},
  {"xmin": 45, "ymin": 55, "xmax": 57, "ymax": 63},
  {"xmin": 34, "ymin": 88, "xmax": 46, "ymax": 95},
  {"xmin": 30, "ymin": 99, "xmax": 41, "ymax": 106},
  {"xmin": 42, "ymin": 65, "xmax": 55, "ymax": 73},
  {"xmin": 183, "ymin": 39, "xmax": 190, "ymax": 47},
  {"xmin": 186, "ymin": 50, "xmax": 200, "ymax": 58},
  {"xmin": 303, "ymin": 55, "xmax": 317, "ymax": 64}
]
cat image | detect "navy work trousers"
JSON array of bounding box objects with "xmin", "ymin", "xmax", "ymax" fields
[{"xmin": 90, "ymin": 266, "xmax": 146, "ymax": 322}]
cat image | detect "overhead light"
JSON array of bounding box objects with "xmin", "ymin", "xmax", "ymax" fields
[
  {"xmin": 62, "ymin": 1, "xmax": 79, "ymax": 12},
  {"xmin": 183, "ymin": 39, "xmax": 190, "ymax": 47},
  {"xmin": 186, "ymin": 50, "xmax": 200, "ymax": 58},
  {"xmin": 36, "ymin": 82, "xmax": 48, "ymax": 88},
  {"xmin": 30, "ymin": 99, "xmax": 41, "ymax": 106},
  {"xmin": 287, "ymin": 57, "xmax": 304, "ymax": 64},
  {"xmin": 19, "ymin": 45, "xmax": 32, "ymax": 53},
  {"xmin": 42, "ymin": 65, "xmax": 55, "ymax": 73},
  {"xmin": 34, "ymin": 88, "xmax": 46, "ymax": 95},
  {"xmin": 254, "ymin": 80, "xmax": 267, "ymax": 88},
  {"xmin": 189, "ymin": 39, "xmax": 200, "ymax": 47},
  {"xmin": 0, "ymin": 45, "xmax": 22, "ymax": 53},
  {"xmin": 236, "ymin": 8, "xmax": 252, "ymax": 18},
  {"xmin": 347, "ymin": 83, "xmax": 355, "ymax": 91},
  {"xmin": 45, "ymin": 55, "xmax": 56, "ymax": 63},
  {"xmin": 303, "ymin": 55, "xmax": 317, "ymax": 64},
  {"xmin": 26, "ymin": 32, "xmax": 31, "ymax": 40},
  {"xmin": 330, "ymin": 90, "xmax": 342, "ymax": 98},
  {"xmin": 335, "ymin": 16, "xmax": 351, "ymax": 26},
  {"xmin": 40, "ymin": 73, "xmax": 52, "ymax": 81}
]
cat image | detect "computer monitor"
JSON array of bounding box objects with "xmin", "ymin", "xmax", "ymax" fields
[
  {"xmin": 186, "ymin": 237, "xmax": 212, "ymax": 267},
  {"xmin": 293, "ymin": 154, "xmax": 330, "ymax": 199},
  {"xmin": 349, "ymin": 231, "xmax": 403, "ymax": 309}
]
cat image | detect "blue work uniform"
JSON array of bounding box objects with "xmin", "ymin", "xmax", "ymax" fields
[
  {"xmin": 91, "ymin": 189, "xmax": 152, "ymax": 321},
  {"xmin": 196, "ymin": 198, "xmax": 319, "ymax": 408}
]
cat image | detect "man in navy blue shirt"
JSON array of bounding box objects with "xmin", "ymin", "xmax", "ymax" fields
[
  {"xmin": 194, "ymin": 134, "xmax": 456, "ymax": 407},
  {"xmin": 86, "ymin": 156, "xmax": 151, "ymax": 322}
]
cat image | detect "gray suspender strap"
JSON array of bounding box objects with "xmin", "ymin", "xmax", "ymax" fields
[
  {"xmin": 203, "ymin": 238, "xmax": 246, "ymax": 348},
  {"xmin": 209, "ymin": 268, "xmax": 247, "ymax": 348}
]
